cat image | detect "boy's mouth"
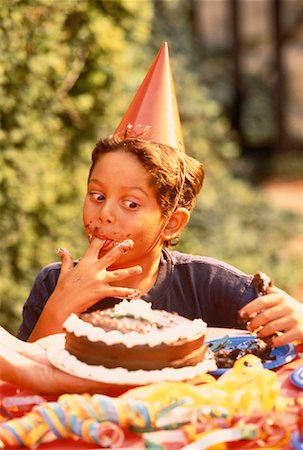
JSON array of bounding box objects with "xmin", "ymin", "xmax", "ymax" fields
[
  {"xmin": 88, "ymin": 231, "xmax": 118, "ymax": 252},
  {"xmin": 88, "ymin": 229, "xmax": 133, "ymax": 254},
  {"xmin": 100, "ymin": 239, "xmax": 116, "ymax": 252}
]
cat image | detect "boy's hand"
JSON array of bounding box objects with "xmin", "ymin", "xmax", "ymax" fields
[
  {"xmin": 239, "ymin": 285, "xmax": 303, "ymax": 346},
  {"xmin": 55, "ymin": 237, "xmax": 142, "ymax": 316},
  {"xmin": 28, "ymin": 238, "xmax": 142, "ymax": 340},
  {"xmin": 239, "ymin": 286, "xmax": 303, "ymax": 347}
]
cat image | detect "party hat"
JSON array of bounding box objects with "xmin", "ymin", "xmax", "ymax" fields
[{"xmin": 114, "ymin": 42, "xmax": 185, "ymax": 151}]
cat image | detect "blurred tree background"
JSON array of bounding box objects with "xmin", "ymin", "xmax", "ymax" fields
[{"xmin": 1, "ymin": 0, "xmax": 303, "ymax": 335}]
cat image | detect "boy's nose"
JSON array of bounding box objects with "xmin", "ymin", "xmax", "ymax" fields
[{"xmin": 97, "ymin": 202, "xmax": 115, "ymax": 224}]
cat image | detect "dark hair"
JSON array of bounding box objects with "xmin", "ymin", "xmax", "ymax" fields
[{"xmin": 89, "ymin": 134, "xmax": 204, "ymax": 246}]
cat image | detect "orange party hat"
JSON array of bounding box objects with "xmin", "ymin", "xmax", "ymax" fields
[{"xmin": 114, "ymin": 42, "xmax": 185, "ymax": 152}]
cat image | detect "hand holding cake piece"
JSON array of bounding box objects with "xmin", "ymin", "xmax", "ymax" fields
[{"xmin": 239, "ymin": 272, "xmax": 303, "ymax": 346}]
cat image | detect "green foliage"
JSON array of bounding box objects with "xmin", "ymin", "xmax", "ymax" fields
[{"xmin": 0, "ymin": 0, "xmax": 153, "ymax": 333}]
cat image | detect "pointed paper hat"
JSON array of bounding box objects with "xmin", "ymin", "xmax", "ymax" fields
[{"xmin": 114, "ymin": 42, "xmax": 185, "ymax": 152}]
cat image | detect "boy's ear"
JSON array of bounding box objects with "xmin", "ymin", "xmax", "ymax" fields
[{"xmin": 162, "ymin": 207, "xmax": 190, "ymax": 241}]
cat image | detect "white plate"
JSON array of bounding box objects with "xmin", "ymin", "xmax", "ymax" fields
[{"xmin": 47, "ymin": 334, "xmax": 216, "ymax": 386}]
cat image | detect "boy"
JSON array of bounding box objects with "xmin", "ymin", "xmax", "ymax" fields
[{"xmin": 18, "ymin": 43, "xmax": 303, "ymax": 346}]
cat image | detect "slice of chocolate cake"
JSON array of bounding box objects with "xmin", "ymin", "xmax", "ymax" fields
[{"xmin": 63, "ymin": 299, "xmax": 207, "ymax": 371}]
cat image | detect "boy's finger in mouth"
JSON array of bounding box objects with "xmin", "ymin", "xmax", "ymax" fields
[{"xmin": 98, "ymin": 239, "xmax": 134, "ymax": 263}]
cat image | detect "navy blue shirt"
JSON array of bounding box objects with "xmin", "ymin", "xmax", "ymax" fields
[{"xmin": 17, "ymin": 249, "xmax": 258, "ymax": 341}]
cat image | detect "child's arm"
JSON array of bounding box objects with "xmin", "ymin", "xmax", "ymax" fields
[
  {"xmin": 0, "ymin": 327, "xmax": 114, "ymax": 394},
  {"xmin": 239, "ymin": 285, "xmax": 303, "ymax": 346},
  {"xmin": 28, "ymin": 238, "xmax": 142, "ymax": 341}
]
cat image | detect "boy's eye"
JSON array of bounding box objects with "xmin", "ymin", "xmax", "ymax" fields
[
  {"xmin": 124, "ymin": 200, "xmax": 139, "ymax": 209},
  {"xmin": 91, "ymin": 192, "xmax": 105, "ymax": 202}
]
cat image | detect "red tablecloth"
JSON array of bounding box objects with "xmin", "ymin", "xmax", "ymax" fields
[{"xmin": 1, "ymin": 329, "xmax": 302, "ymax": 449}]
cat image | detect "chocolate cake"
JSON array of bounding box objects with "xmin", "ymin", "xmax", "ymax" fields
[{"xmin": 63, "ymin": 299, "xmax": 207, "ymax": 371}]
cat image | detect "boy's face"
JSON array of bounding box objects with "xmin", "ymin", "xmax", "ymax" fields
[{"xmin": 83, "ymin": 150, "xmax": 164, "ymax": 268}]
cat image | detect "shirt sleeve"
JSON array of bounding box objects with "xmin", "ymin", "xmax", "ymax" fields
[
  {"xmin": 205, "ymin": 263, "xmax": 258, "ymax": 328},
  {"xmin": 17, "ymin": 263, "xmax": 61, "ymax": 341}
]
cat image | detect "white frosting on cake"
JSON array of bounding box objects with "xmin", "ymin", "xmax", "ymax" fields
[
  {"xmin": 112, "ymin": 299, "xmax": 154, "ymax": 321},
  {"xmin": 63, "ymin": 301, "xmax": 207, "ymax": 349},
  {"xmin": 47, "ymin": 334, "xmax": 216, "ymax": 385}
]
